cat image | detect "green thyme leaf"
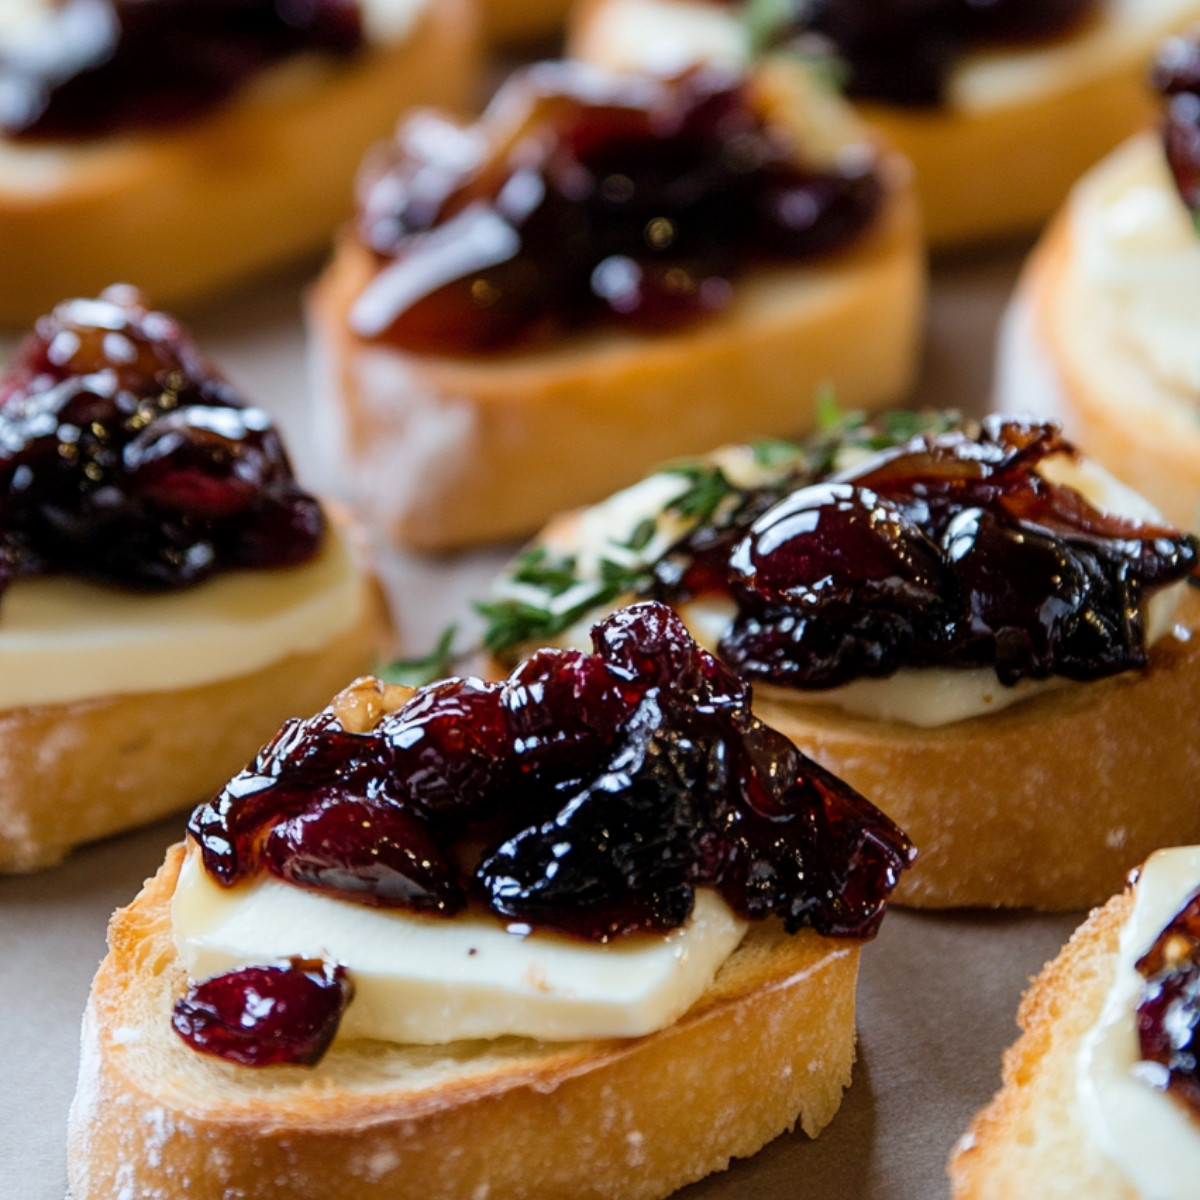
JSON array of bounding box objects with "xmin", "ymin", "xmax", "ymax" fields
[
  {"xmin": 662, "ymin": 462, "xmax": 735, "ymax": 525},
  {"xmin": 751, "ymin": 438, "xmax": 804, "ymax": 468},
  {"xmin": 376, "ymin": 625, "xmax": 461, "ymax": 689},
  {"xmin": 623, "ymin": 516, "xmax": 658, "ymax": 552},
  {"xmin": 507, "ymin": 546, "xmax": 580, "ymax": 596},
  {"xmin": 814, "ymin": 383, "xmax": 844, "ymax": 433}
]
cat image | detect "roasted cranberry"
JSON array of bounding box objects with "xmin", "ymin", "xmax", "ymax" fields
[
  {"xmin": 189, "ymin": 713, "xmax": 399, "ymax": 886},
  {"xmin": 941, "ymin": 506, "xmax": 1139, "ymax": 683},
  {"xmin": 1135, "ymin": 888, "xmax": 1200, "ymax": 1117},
  {"xmin": 801, "ymin": 0, "xmax": 1098, "ymax": 108},
  {"xmin": 351, "ymin": 63, "xmax": 882, "ymax": 355},
  {"xmin": 0, "ymin": 287, "xmax": 322, "ymax": 599},
  {"xmin": 502, "ymin": 648, "xmax": 634, "ymax": 778},
  {"xmin": 381, "ymin": 680, "xmax": 514, "ymax": 820},
  {"xmin": 1154, "ymin": 37, "xmax": 1200, "ymax": 218},
  {"xmin": 0, "ymin": 0, "xmax": 362, "ymax": 141},
  {"xmin": 172, "ymin": 958, "xmax": 353, "ymax": 1068},
  {"xmin": 263, "ymin": 797, "xmax": 465, "ymax": 914},
  {"xmin": 188, "ymin": 602, "xmax": 914, "ymax": 943},
  {"xmin": 678, "ymin": 421, "xmax": 1200, "ymax": 690},
  {"xmin": 123, "ymin": 406, "xmax": 287, "ymax": 519},
  {"xmin": 718, "ymin": 721, "xmax": 911, "ymax": 936},
  {"xmin": 729, "ymin": 483, "xmax": 947, "ymax": 610}
]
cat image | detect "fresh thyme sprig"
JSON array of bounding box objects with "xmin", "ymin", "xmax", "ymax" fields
[
  {"xmin": 376, "ymin": 625, "xmax": 463, "ymax": 689},
  {"xmin": 478, "ymin": 407, "xmax": 959, "ymax": 661}
]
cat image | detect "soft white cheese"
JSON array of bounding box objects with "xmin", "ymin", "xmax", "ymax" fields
[
  {"xmin": 172, "ymin": 846, "xmax": 750, "ymax": 1045},
  {"xmin": 1077, "ymin": 845, "xmax": 1200, "ymax": 1200},
  {"xmin": 1069, "ymin": 132, "xmax": 1200, "ymax": 404},
  {"xmin": 0, "ymin": 520, "xmax": 365, "ymax": 709}
]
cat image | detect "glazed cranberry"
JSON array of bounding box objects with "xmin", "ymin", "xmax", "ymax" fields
[
  {"xmin": 381, "ymin": 679, "xmax": 514, "ymax": 820},
  {"xmin": 801, "ymin": 0, "xmax": 1098, "ymax": 107},
  {"xmin": 502, "ymin": 648, "xmax": 634, "ymax": 777},
  {"xmin": 696, "ymin": 421, "xmax": 1198, "ymax": 690},
  {"xmin": 124, "ymin": 406, "xmax": 286, "ymax": 519},
  {"xmin": 172, "ymin": 959, "xmax": 352, "ymax": 1068},
  {"xmin": 729, "ymin": 483, "xmax": 947, "ymax": 610},
  {"xmin": 718, "ymin": 720, "xmax": 910, "ymax": 936},
  {"xmin": 189, "ymin": 602, "xmax": 914, "ymax": 943},
  {"xmin": 352, "ymin": 63, "xmax": 883, "ymax": 355},
  {"xmin": 941, "ymin": 507, "xmax": 1137, "ymax": 683},
  {"xmin": 189, "ymin": 713, "xmax": 399, "ymax": 886},
  {"xmin": 1135, "ymin": 888, "xmax": 1200, "ymax": 1117},
  {"xmin": 478, "ymin": 693, "xmax": 713, "ymax": 941},
  {"xmin": 0, "ymin": 286, "xmax": 322, "ymax": 598},
  {"xmin": 263, "ymin": 797, "xmax": 466, "ymax": 914},
  {"xmin": 1154, "ymin": 37, "xmax": 1200, "ymax": 218},
  {"xmin": 0, "ymin": 0, "xmax": 362, "ymax": 141}
]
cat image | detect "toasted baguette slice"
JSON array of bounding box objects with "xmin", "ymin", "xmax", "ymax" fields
[
  {"xmin": 67, "ymin": 844, "xmax": 860, "ymax": 1200},
  {"xmin": 0, "ymin": 553, "xmax": 390, "ymax": 874},
  {"xmin": 948, "ymin": 889, "xmax": 1139, "ymax": 1199},
  {"xmin": 570, "ymin": 0, "xmax": 1200, "ymax": 246},
  {"xmin": 0, "ymin": 0, "xmax": 479, "ymax": 327},
  {"xmin": 307, "ymin": 168, "xmax": 922, "ymax": 551},
  {"xmin": 997, "ymin": 133, "xmax": 1200, "ymax": 531},
  {"xmin": 753, "ymin": 585, "xmax": 1200, "ymax": 911}
]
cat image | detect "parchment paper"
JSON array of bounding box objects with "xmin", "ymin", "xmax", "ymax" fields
[{"xmin": 0, "ymin": 242, "xmax": 1093, "ymax": 1199}]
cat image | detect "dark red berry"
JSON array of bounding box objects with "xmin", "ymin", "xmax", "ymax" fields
[
  {"xmin": 263, "ymin": 797, "xmax": 466, "ymax": 914},
  {"xmin": 1135, "ymin": 888, "xmax": 1200, "ymax": 1118},
  {"xmin": 0, "ymin": 286, "xmax": 322, "ymax": 598},
  {"xmin": 0, "ymin": 0, "xmax": 363, "ymax": 141},
  {"xmin": 677, "ymin": 421, "xmax": 1200, "ymax": 690},
  {"xmin": 172, "ymin": 958, "xmax": 353, "ymax": 1068},
  {"xmin": 381, "ymin": 679, "xmax": 514, "ymax": 820},
  {"xmin": 352, "ymin": 63, "xmax": 882, "ymax": 355},
  {"xmin": 187, "ymin": 602, "xmax": 913, "ymax": 947}
]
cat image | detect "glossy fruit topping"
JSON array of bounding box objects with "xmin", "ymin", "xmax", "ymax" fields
[
  {"xmin": 0, "ymin": 285, "xmax": 322, "ymax": 598},
  {"xmin": 649, "ymin": 418, "xmax": 1197, "ymax": 689},
  {"xmin": 1154, "ymin": 34, "xmax": 1200, "ymax": 218},
  {"xmin": 351, "ymin": 61, "xmax": 882, "ymax": 354},
  {"xmin": 0, "ymin": 0, "xmax": 362, "ymax": 140},
  {"xmin": 189, "ymin": 602, "xmax": 914, "ymax": 944},
  {"xmin": 172, "ymin": 957, "xmax": 353, "ymax": 1067},
  {"xmin": 788, "ymin": 0, "xmax": 1099, "ymax": 107},
  {"xmin": 1136, "ymin": 887, "xmax": 1200, "ymax": 1116}
]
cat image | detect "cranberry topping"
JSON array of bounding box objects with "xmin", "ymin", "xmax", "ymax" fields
[
  {"xmin": 189, "ymin": 602, "xmax": 914, "ymax": 943},
  {"xmin": 0, "ymin": 286, "xmax": 322, "ymax": 599},
  {"xmin": 645, "ymin": 418, "xmax": 1197, "ymax": 690},
  {"xmin": 172, "ymin": 958, "xmax": 353, "ymax": 1068},
  {"xmin": 0, "ymin": 0, "xmax": 362, "ymax": 141},
  {"xmin": 351, "ymin": 62, "xmax": 883, "ymax": 355},
  {"xmin": 1154, "ymin": 34, "xmax": 1200, "ymax": 218},
  {"xmin": 1135, "ymin": 887, "xmax": 1200, "ymax": 1117},
  {"xmin": 790, "ymin": 0, "xmax": 1100, "ymax": 108}
]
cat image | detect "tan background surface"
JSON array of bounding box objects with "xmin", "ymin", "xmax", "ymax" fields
[{"xmin": 0, "ymin": 244, "xmax": 1091, "ymax": 1198}]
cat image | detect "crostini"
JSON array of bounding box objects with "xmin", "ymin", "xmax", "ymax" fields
[
  {"xmin": 67, "ymin": 604, "xmax": 913, "ymax": 1200},
  {"xmin": 0, "ymin": 286, "xmax": 386, "ymax": 871}
]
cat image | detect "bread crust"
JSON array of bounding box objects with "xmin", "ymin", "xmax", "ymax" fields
[
  {"xmin": 948, "ymin": 889, "xmax": 1140, "ymax": 1199},
  {"xmin": 0, "ymin": 576, "xmax": 390, "ymax": 873},
  {"xmin": 0, "ymin": 0, "xmax": 480, "ymax": 326},
  {"xmin": 1013, "ymin": 141, "xmax": 1200, "ymax": 531},
  {"xmin": 68, "ymin": 845, "xmax": 862, "ymax": 1200},
  {"xmin": 307, "ymin": 174, "xmax": 923, "ymax": 550},
  {"xmin": 862, "ymin": 66, "xmax": 1164, "ymax": 247},
  {"xmin": 753, "ymin": 585, "xmax": 1200, "ymax": 910}
]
